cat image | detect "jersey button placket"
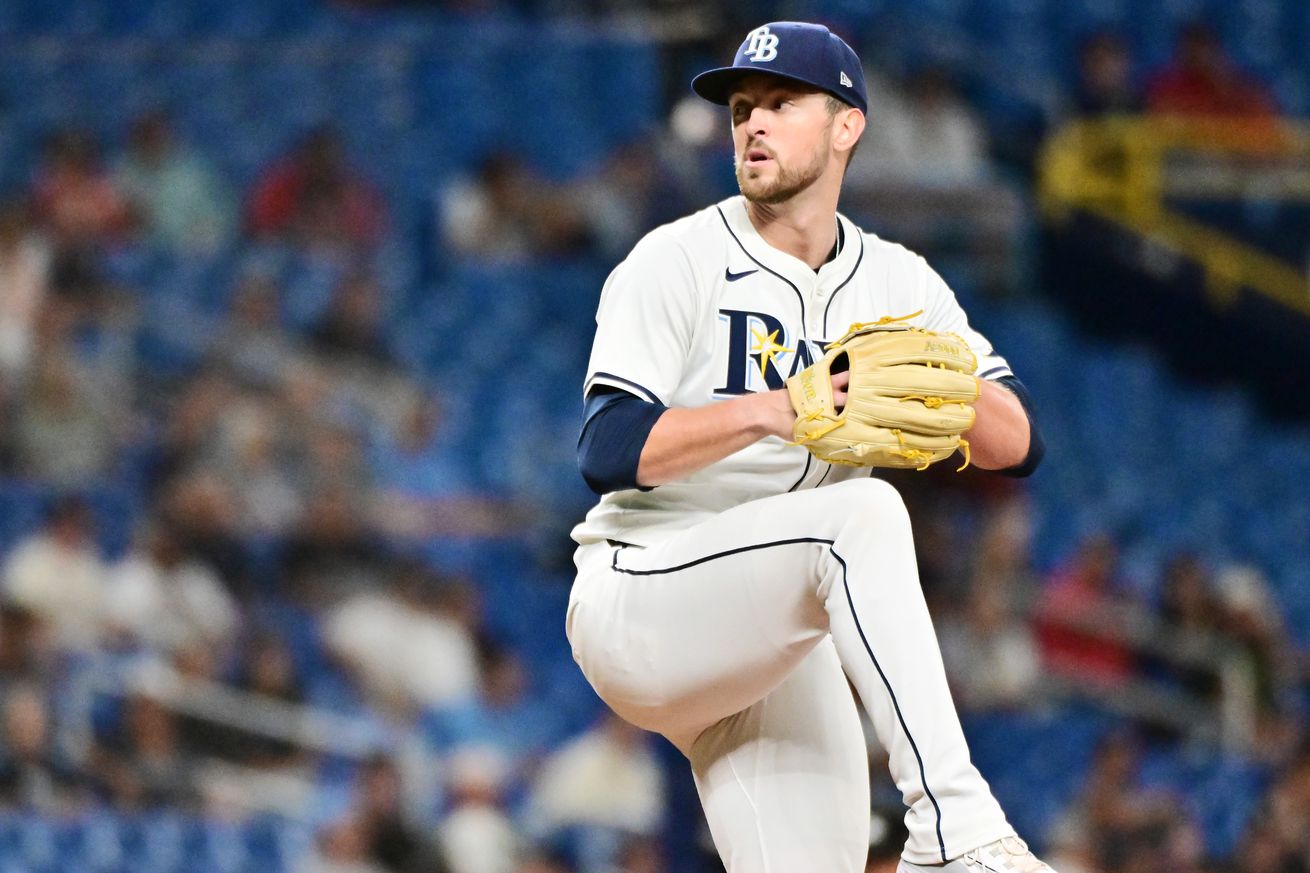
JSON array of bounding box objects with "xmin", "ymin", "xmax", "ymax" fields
[{"xmin": 810, "ymin": 283, "xmax": 827, "ymax": 336}]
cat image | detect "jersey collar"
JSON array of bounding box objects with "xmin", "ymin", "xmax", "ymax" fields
[{"xmin": 718, "ymin": 196, "xmax": 861, "ymax": 291}]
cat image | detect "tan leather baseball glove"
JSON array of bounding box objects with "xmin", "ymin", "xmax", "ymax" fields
[{"xmin": 785, "ymin": 317, "xmax": 980, "ymax": 470}]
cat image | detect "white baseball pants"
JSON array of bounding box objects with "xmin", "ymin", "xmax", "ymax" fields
[{"xmin": 567, "ymin": 478, "xmax": 1014, "ymax": 870}]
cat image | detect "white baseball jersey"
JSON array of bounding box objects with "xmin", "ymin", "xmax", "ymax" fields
[
  {"xmin": 572, "ymin": 195, "xmax": 1012, "ymax": 547},
  {"xmin": 567, "ymin": 195, "xmax": 1021, "ymax": 868}
]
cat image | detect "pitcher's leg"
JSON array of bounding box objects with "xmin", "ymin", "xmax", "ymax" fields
[
  {"xmin": 568, "ymin": 479, "xmax": 1012, "ymax": 863},
  {"xmin": 689, "ymin": 640, "xmax": 869, "ymax": 873},
  {"xmin": 817, "ymin": 479, "xmax": 1013, "ymax": 864},
  {"xmin": 568, "ymin": 499, "xmax": 835, "ymax": 743}
]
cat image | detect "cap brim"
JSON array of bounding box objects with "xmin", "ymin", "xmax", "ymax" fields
[{"xmin": 691, "ymin": 66, "xmax": 831, "ymax": 106}]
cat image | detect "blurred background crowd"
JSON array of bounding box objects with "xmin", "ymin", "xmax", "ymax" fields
[{"xmin": 1, "ymin": 1, "xmax": 1310, "ymax": 872}]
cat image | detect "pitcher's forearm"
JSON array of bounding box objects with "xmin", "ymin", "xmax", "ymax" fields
[
  {"xmin": 636, "ymin": 390, "xmax": 794, "ymax": 487},
  {"xmin": 963, "ymin": 379, "xmax": 1030, "ymax": 470}
]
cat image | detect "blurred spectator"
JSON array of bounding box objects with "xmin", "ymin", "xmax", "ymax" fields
[
  {"xmin": 904, "ymin": 490, "xmax": 973, "ymax": 608},
  {"xmin": 357, "ymin": 754, "xmax": 448, "ymax": 873},
  {"xmin": 1035, "ymin": 533, "xmax": 1137, "ymax": 686},
  {"xmin": 939, "ymin": 578, "xmax": 1041, "ymax": 711},
  {"xmin": 972, "ymin": 496, "xmax": 1036, "ymax": 581},
  {"xmin": 0, "ymin": 200, "xmax": 51, "ymax": 381},
  {"xmin": 578, "ymin": 137, "xmax": 689, "ymax": 261},
  {"xmin": 115, "ymin": 110, "xmax": 235, "ymax": 252},
  {"xmin": 223, "ymin": 633, "xmax": 309, "ymax": 767},
  {"xmin": 157, "ymin": 472, "xmax": 249, "ymax": 593},
  {"xmin": 614, "ymin": 836, "xmax": 661, "ymax": 873},
  {"xmin": 310, "ymin": 271, "xmax": 395, "ymax": 368},
  {"xmin": 1147, "ymin": 22, "xmax": 1277, "ymax": 118},
  {"xmin": 1042, "ymin": 823, "xmax": 1101, "ymax": 873},
  {"xmin": 1075, "ymin": 32, "xmax": 1142, "ymax": 117},
  {"xmin": 283, "ymin": 486, "xmax": 387, "ymax": 595},
  {"xmin": 852, "ymin": 67, "xmax": 987, "ymax": 186},
  {"xmin": 211, "ymin": 396, "xmax": 304, "ymax": 537},
  {"xmin": 158, "ymin": 635, "xmax": 304, "ymax": 773},
  {"xmin": 0, "ymin": 685, "xmax": 82, "ymax": 811},
  {"xmin": 369, "ymin": 395, "xmax": 462, "ymax": 498},
  {"xmin": 149, "ymin": 370, "xmax": 237, "ymax": 488},
  {"xmin": 1053, "ymin": 730, "xmax": 1184, "ymax": 872},
  {"xmin": 0, "ymin": 604, "xmax": 50, "ymax": 689},
  {"xmin": 528, "ymin": 712, "xmax": 664, "ymax": 840},
  {"xmin": 285, "ymin": 352, "xmax": 415, "ymax": 484},
  {"xmin": 1215, "ymin": 563, "xmax": 1299, "ymax": 754},
  {"xmin": 1261, "ymin": 746, "xmax": 1310, "ymax": 871},
  {"xmin": 441, "ymin": 152, "xmax": 591, "ymax": 262},
  {"xmin": 844, "ymin": 67, "xmax": 1023, "ymax": 291},
  {"xmin": 370, "ymin": 394, "xmax": 509, "ymax": 539},
  {"xmin": 104, "ymin": 520, "xmax": 239, "ymax": 654},
  {"xmin": 169, "ymin": 641, "xmax": 246, "ymax": 765},
  {"xmin": 664, "ymin": 93, "xmax": 739, "ymax": 204},
  {"xmin": 425, "ymin": 640, "xmax": 564, "ymax": 793},
  {"xmin": 300, "ymin": 814, "xmax": 391, "ymax": 873},
  {"xmin": 302, "ymin": 421, "xmax": 371, "ymax": 500},
  {"xmin": 212, "ymin": 270, "xmax": 304, "ymax": 388},
  {"xmin": 1145, "ymin": 552, "xmax": 1225, "ymax": 700},
  {"xmin": 440, "ymin": 152, "xmax": 534, "ymax": 261},
  {"xmin": 514, "ymin": 851, "xmax": 574, "ymax": 873},
  {"xmin": 1233, "ymin": 819, "xmax": 1310, "ymax": 873},
  {"xmin": 438, "ymin": 746, "xmax": 520, "ymax": 873},
  {"xmin": 12, "ymin": 350, "xmax": 120, "ymax": 487},
  {"xmin": 277, "ymin": 360, "xmax": 345, "ymax": 445},
  {"xmin": 28, "ymin": 129, "xmax": 130, "ymax": 247},
  {"xmin": 324, "ymin": 566, "xmax": 481, "ymax": 714},
  {"xmin": 94, "ymin": 692, "xmax": 197, "ymax": 809},
  {"xmin": 1119, "ymin": 818, "xmax": 1208, "ymax": 873},
  {"xmin": 45, "ymin": 243, "xmax": 107, "ymax": 313},
  {"xmin": 2, "ymin": 497, "xmax": 107, "ymax": 653},
  {"xmin": 248, "ymin": 126, "xmax": 388, "ymax": 252}
]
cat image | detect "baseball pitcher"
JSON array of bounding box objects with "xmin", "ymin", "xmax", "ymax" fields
[{"xmin": 568, "ymin": 21, "xmax": 1051, "ymax": 873}]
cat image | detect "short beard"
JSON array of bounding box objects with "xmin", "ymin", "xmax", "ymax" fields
[{"xmin": 735, "ymin": 125, "xmax": 832, "ymax": 205}]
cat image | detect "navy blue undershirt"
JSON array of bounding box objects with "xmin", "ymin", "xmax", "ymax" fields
[{"xmin": 577, "ymin": 386, "xmax": 667, "ymax": 495}]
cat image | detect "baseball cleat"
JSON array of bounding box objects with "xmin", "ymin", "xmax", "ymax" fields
[{"xmin": 897, "ymin": 837, "xmax": 1057, "ymax": 873}]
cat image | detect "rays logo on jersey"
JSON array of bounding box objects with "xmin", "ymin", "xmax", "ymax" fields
[
  {"xmin": 743, "ymin": 26, "xmax": 779, "ymax": 63},
  {"xmin": 714, "ymin": 309, "xmax": 827, "ymax": 395}
]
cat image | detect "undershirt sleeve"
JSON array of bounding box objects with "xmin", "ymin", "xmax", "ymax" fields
[{"xmin": 577, "ymin": 386, "xmax": 668, "ymax": 495}]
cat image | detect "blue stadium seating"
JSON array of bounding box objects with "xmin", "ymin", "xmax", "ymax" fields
[
  {"xmin": 0, "ymin": 812, "xmax": 323, "ymax": 873},
  {"xmin": 964, "ymin": 706, "xmax": 1117, "ymax": 847}
]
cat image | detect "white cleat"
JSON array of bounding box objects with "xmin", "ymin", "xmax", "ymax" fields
[{"xmin": 897, "ymin": 837, "xmax": 1058, "ymax": 873}]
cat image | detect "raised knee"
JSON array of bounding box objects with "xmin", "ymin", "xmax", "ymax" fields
[{"xmin": 833, "ymin": 477, "xmax": 908, "ymax": 521}]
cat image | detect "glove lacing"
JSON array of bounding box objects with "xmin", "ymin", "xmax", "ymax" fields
[
  {"xmin": 794, "ymin": 412, "xmax": 842, "ymax": 444},
  {"xmin": 825, "ymin": 310, "xmax": 925, "ymax": 350}
]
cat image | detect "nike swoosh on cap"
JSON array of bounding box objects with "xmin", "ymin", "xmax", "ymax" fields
[{"xmin": 725, "ymin": 267, "xmax": 759, "ymax": 281}]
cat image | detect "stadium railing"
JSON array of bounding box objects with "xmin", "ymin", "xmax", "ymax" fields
[{"xmin": 1039, "ymin": 114, "xmax": 1310, "ymax": 317}]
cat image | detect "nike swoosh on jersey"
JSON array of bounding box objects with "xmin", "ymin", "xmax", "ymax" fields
[{"xmin": 724, "ymin": 267, "xmax": 759, "ymax": 282}]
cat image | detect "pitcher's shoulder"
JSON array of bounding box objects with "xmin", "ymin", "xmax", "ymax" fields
[
  {"xmin": 845, "ymin": 221, "xmax": 939, "ymax": 279},
  {"xmin": 621, "ymin": 201, "xmax": 734, "ymax": 269},
  {"xmin": 646, "ymin": 201, "xmax": 734, "ymax": 246}
]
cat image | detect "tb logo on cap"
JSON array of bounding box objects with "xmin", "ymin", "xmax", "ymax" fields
[{"xmin": 744, "ymin": 25, "xmax": 779, "ymax": 63}]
